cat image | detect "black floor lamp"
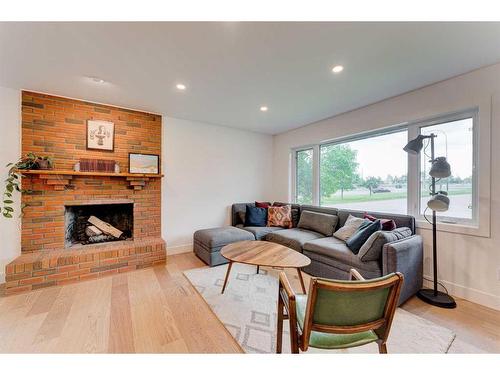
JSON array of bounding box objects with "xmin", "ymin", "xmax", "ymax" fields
[{"xmin": 404, "ymin": 133, "xmax": 457, "ymax": 309}]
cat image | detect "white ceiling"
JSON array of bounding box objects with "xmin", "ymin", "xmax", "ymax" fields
[{"xmin": 1, "ymin": 22, "xmax": 500, "ymax": 134}]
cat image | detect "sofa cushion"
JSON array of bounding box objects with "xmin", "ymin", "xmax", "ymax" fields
[
  {"xmin": 358, "ymin": 227, "xmax": 413, "ymax": 262},
  {"xmin": 267, "ymin": 205, "xmax": 293, "ymax": 228},
  {"xmin": 333, "ymin": 214, "xmax": 365, "ymax": 241},
  {"xmin": 242, "ymin": 226, "xmax": 284, "ymax": 240},
  {"xmin": 346, "ymin": 219, "xmax": 381, "ymax": 254},
  {"xmin": 303, "ymin": 237, "xmax": 381, "ymax": 275},
  {"xmin": 298, "ymin": 210, "xmax": 338, "ymax": 237},
  {"xmin": 237, "ymin": 211, "xmax": 246, "ymax": 225},
  {"xmin": 193, "ymin": 226, "xmax": 255, "ymax": 248},
  {"xmin": 232, "ymin": 203, "xmax": 254, "ymax": 226},
  {"xmin": 266, "ymin": 228, "xmax": 325, "ymax": 252},
  {"xmin": 245, "ymin": 204, "xmax": 267, "ymax": 227}
]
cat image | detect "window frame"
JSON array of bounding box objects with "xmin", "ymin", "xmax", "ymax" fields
[
  {"xmin": 291, "ymin": 107, "xmax": 480, "ymax": 229},
  {"xmin": 291, "ymin": 145, "xmax": 317, "ymax": 206},
  {"xmin": 408, "ymin": 108, "xmax": 479, "ymax": 226}
]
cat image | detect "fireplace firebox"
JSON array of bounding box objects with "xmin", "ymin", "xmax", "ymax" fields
[{"xmin": 64, "ymin": 203, "xmax": 133, "ymax": 247}]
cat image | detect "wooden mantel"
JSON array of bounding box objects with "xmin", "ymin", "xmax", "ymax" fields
[{"xmin": 21, "ymin": 169, "xmax": 164, "ymax": 191}]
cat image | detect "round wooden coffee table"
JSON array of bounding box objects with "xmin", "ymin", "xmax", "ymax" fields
[{"xmin": 219, "ymin": 240, "xmax": 311, "ymax": 294}]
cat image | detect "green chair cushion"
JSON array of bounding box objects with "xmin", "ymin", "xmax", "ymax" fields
[{"xmin": 295, "ymin": 295, "xmax": 379, "ymax": 349}]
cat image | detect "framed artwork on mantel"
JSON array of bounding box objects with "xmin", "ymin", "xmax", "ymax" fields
[
  {"xmin": 129, "ymin": 153, "xmax": 160, "ymax": 174},
  {"xmin": 87, "ymin": 120, "xmax": 115, "ymax": 151}
]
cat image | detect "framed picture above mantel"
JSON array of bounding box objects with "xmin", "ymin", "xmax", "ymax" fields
[
  {"xmin": 128, "ymin": 153, "xmax": 160, "ymax": 174},
  {"xmin": 87, "ymin": 120, "xmax": 115, "ymax": 151}
]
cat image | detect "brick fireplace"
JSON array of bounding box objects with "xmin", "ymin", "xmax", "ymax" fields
[{"xmin": 4, "ymin": 91, "xmax": 166, "ymax": 294}]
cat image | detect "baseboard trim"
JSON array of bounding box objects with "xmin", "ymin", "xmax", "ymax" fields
[
  {"xmin": 167, "ymin": 243, "xmax": 193, "ymax": 255},
  {"xmin": 423, "ymin": 275, "xmax": 500, "ymax": 311}
]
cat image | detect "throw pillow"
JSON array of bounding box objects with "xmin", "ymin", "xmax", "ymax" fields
[
  {"xmin": 358, "ymin": 227, "xmax": 413, "ymax": 261},
  {"xmin": 364, "ymin": 213, "xmax": 397, "ymax": 231},
  {"xmin": 346, "ymin": 219, "xmax": 381, "ymax": 254},
  {"xmin": 297, "ymin": 210, "xmax": 338, "ymax": 236},
  {"xmin": 267, "ymin": 205, "xmax": 293, "ymax": 228},
  {"xmin": 255, "ymin": 201, "xmax": 272, "ymax": 208},
  {"xmin": 244, "ymin": 204, "xmax": 267, "ymax": 227},
  {"xmin": 272, "ymin": 202, "xmax": 299, "ymax": 227},
  {"xmin": 332, "ymin": 214, "xmax": 365, "ymax": 241}
]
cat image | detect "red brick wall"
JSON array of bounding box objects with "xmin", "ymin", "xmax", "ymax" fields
[{"xmin": 21, "ymin": 91, "xmax": 162, "ymax": 253}]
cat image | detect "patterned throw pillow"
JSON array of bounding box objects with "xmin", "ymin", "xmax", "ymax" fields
[
  {"xmin": 267, "ymin": 205, "xmax": 293, "ymax": 228},
  {"xmin": 272, "ymin": 202, "xmax": 299, "ymax": 227}
]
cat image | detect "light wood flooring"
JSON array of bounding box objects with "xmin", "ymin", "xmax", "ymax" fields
[{"xmin": 0, "ymin": 252, "xmax": 499, "ymax": 353}]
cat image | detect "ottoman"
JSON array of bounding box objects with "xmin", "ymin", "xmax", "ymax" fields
[{"xmin": 193, "ymin": 226, "xmax": 255, "ymax": 266}]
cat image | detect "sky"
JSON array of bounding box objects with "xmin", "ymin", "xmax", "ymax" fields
[{"xmin": 339, "ymin": 118, "xmax": 473, "ymax": 179}]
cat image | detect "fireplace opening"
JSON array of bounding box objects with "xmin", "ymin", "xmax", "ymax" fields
[{"xmin": 64, "ymin": 203, "xmax": 133, "ymax": 247}]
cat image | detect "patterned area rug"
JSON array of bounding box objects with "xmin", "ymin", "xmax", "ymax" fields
[{"xmin": 184, "ymin": 263, "xmax": 461, "ymax": 354}]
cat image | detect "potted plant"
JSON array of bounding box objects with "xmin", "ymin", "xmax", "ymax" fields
[
  {"xmin": 2, "ymin": 153, "xmax": 53, "ymax": 218},
  {"xmin": 35, "ymin": 155, "xmax": 54, "ymax": 170}
]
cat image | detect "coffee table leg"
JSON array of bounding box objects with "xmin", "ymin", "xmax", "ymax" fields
[
  {"xmin": 256, "ymin": 265, "xmax": 260, "ymax": 274},
  {"xmin": 221, "ymin": 262, "xmax": 233, "ymax": 294},
  {"xmin": 297, "ymin": 268, "xmax": 306, "ymax": 294}
]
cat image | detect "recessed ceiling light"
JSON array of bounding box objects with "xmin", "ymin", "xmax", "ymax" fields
[
  {"xmin": 260, "ymin": 106, "xmax": 268, "ymax": 112},
  {"xmin": 331, "ymin": 65, "xmax": 344, "ymax": 73},
  {"xmin": 176, "ymin": 83, "xmax": 187, "ymax": 90}
]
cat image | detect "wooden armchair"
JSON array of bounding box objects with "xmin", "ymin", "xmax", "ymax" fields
[{"xmin": 276, "ymin": 269, "xmax": 403, "ymax": 354}]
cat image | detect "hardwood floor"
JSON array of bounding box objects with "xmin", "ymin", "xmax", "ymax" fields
[
  {"xmin": 0, "ymin": 252, "xmax": 242, "ymax": 353},
  {"xmin": 0, "ymin": 251, "xmax": 499, "ymax": 353}
]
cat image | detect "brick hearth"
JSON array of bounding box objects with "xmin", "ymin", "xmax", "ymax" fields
[
  {"xmin": 4, "ymin": 91, "xmax": 166, "ymax": 294},
  {"xmin": 4, "ymin": 238, "xmax": 166, "ymax": 294}
]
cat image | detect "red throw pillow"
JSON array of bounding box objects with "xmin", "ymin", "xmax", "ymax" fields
[
  {"xmin": 255, "ymin": 201, "xmax": 272, "ymax": 208},
  {"xmin": 364, "ymin": 213, "xmax": 397, "ymax": 231},
  {"xmin": 268, "ymin": 205, "xmax": 293, "ymax": 228}
]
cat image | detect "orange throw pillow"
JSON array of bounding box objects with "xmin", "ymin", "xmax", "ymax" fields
[{"xmin": 267, "ymin": 205, "xmax": 292, "ymax": 228}]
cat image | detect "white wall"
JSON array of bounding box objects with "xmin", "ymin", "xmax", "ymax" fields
[
  {"xmin": 272, "ymin": 63, "xmax": 500, "ymax": 310},
  {"xmin": 163, "ymin": 117, "xmax": 273, "ymax": 254},
  {"xmin": 0, "ymin": 86, "xmax": 21, "ymax": 283}
]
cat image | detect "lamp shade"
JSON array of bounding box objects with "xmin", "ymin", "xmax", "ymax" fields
[
  {"xmin": 429, "ymin": 157, "xmax": 451, "ymax": 178},
  {"xmin": 427, "ymin": 191, "xmax": 450, "ymax": 212},
  {"xmin": 403, "ymin": 135, "xmax": 426, "ymax": 155}
]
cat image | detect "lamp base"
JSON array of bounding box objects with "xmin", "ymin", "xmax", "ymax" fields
[{"xmin": 417, "ymin": 288, "xmax": 457, "ymax": 309}]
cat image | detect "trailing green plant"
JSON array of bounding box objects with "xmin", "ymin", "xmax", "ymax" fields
[{"xmin": 2, "ymin": 153, "xmax": 54, "ymax": 218}]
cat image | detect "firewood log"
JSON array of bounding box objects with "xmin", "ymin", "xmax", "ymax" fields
[{"xmin": 88, "ymin": 216, "xmax": 123, "ymax": 238}]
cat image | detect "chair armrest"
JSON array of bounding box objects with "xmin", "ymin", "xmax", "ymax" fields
[
  {"xmin": 279, "ymin": 272, "xmax": 296, "ymax": 300},
  {"xmin": 349, "ymin": 268, "xmax": 365, "ymax": 281},
  {"xmin": 382, "ymin": 235, "xmax": 423, "ymax": 305},
  {"xmin": 278, "ymin": 272, "xmax": 301, "ymax": 352},
  {"xmin": 278, "ymin": 272, "xmax": 297, "ymax": 317}
]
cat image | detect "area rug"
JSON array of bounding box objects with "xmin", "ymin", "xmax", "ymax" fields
[{"xmin": 184, "ymin": 263, "xmax": 459, "ymax": 354}]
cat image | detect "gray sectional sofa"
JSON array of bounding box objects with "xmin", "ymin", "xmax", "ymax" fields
[{"xmin": 194, "ymin": 202, "xmax": 423, "ymax": 304}]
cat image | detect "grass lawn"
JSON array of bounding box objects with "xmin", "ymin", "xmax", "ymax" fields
[{"xmin": 321, "ymin": 188, "xmax": 472, "ymax": 205}]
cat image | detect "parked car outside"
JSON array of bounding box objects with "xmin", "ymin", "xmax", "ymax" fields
[{"xmin": 373, "ymin": 187, "xmax": 391, "ymax": 193}]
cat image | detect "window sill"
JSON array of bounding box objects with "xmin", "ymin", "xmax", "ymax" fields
[{"xmin": 415, "ymin": 219, "xmax": 490, "ymax": 238}]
